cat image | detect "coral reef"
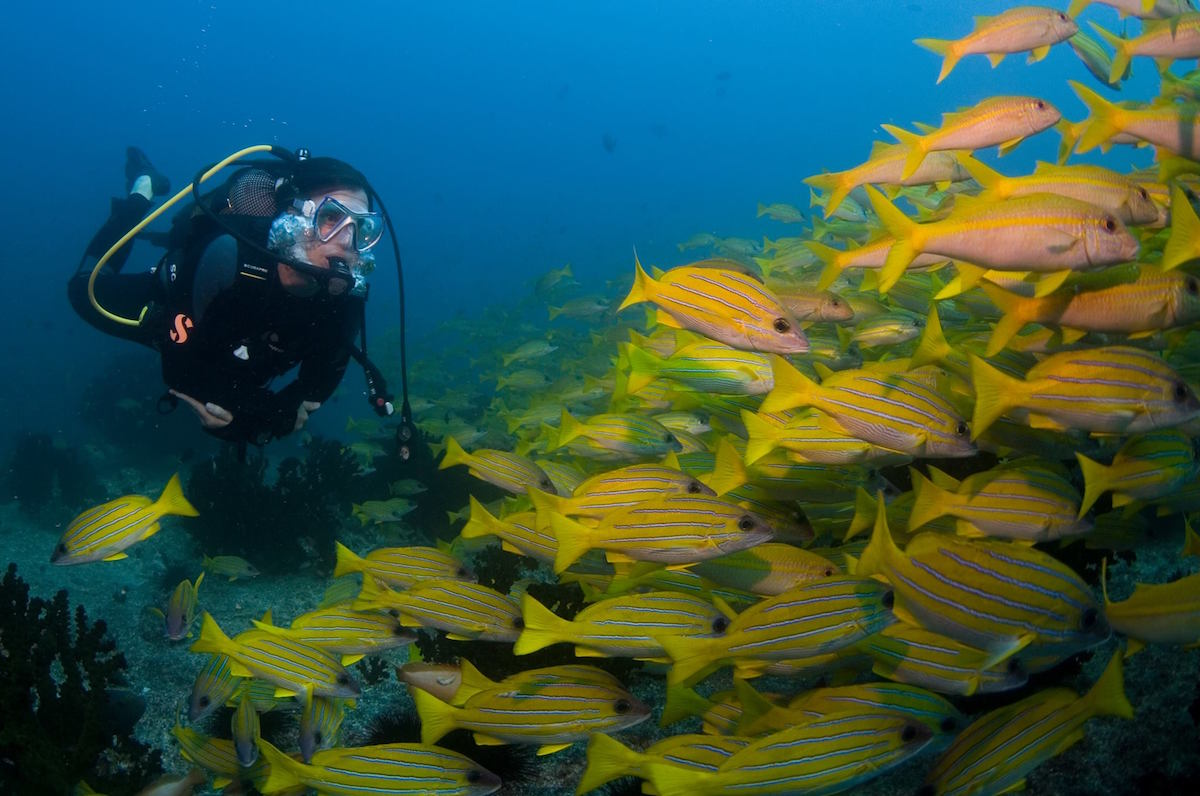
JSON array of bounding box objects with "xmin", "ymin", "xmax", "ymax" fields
[
  {"xmin": 4, "ymin": 431, "xmax": 104, "ymax": 517},
  {"xmin": 185, "ymin": 437, "xmax": 367, "ymax": 574},
  {"xmin": 0, "ymin": 563, "xmax": 162, "ymax": 794}
]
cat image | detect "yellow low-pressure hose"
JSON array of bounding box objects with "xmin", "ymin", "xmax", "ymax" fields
[{"xmin": 88, "ymin": 144, "xmax": 277, "ymax": 326}]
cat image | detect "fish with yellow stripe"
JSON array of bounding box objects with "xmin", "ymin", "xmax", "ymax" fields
[
  {"xmin": 555, "ymin": 409, "xmax": 682, "ymax": 461},
  {"xmin": 438, "ymin": 436, "xmax": 557, "ymax": 494},
  {"xmin": 859, "ymin": 621, "xmax": 1029, "ymax": 696},
  {"xmin": 759, "ymin": 356, "xmax": 976, "ymax": 459},
  {"xmin": 858, "ymin": 494, "xmax": 1110, "ymax": 664},
  {"xmin": 882, "ymin": 96, "xmax": 1062, "ymax": 178},
  {"xmin": 1103, "ymin": 558, "xmax": 1200, "ymax": 655},
  {"xmin": 333, "ymin": 541, "xmax": 474, "ymax": 589},
  {"xmin": 1076, "ymin": 430, "xmax": 1200, "ymax": 516},
  {"xmin": 689, "ymin": 542, "xmax": 839, "ymax": 596},
  {"xmin": 52, "ymin": 473, "xmax": 198, "ymax": 565},
  {"xmin": 617, "ymin": 254, "xmax": 809, "ymax": 354},
  {"xmin": 623, "ymin": 339, "xmax": 774, "ymax": 396},
  {"xmin": 867, "ymin": 186, "xmax": 1139, "ymax": 294},
  {"xmin": 578, "ymin": 733, "xmax": 750, "ymax": 796},
  {"xmin": 515, "ymin": 591, "xmax": 730, "ymax": 659},
  {"xmin": 353, "ymin": 577, "xmax": 523, "ymax": 642},
  {"xmin": 151, "ymin": 572, "xmax": 205, "ymax": 641},
  {"xmin": 410, "ymin": 673, "xmax": 650, "ymax": 755},
  {"xmin": 741, "ymin": 407, "xmax": 914, "ymax": 466},
  {"xmin": 460, "ymin": 497, "xmax": 556, "ymax": 563},
  {"xmin": 915, "ymin": 8, "xmax": 1077, "ymax": 84},
  {"xmin": 172, "ymin": 716, "xmax": 268, "ymax": 792},
  {"xmin": 657, "ymin": 575, "xmax": 897, "ymax": 686},
  {"xmin": 804, "ymin": 143, "xmax": 968, "ymax": 222},
  {"xmin": 189, "ymin": 613, "xmax": 361, "ymax": 700},
  {"xmin": 256, "ymin": 736, "xmax": 502, "ymax": 795},
  {"xmin": 547, "ymin": 493, "xmax": 774, "ymax": 573},
  {"xmin": 645, "ymin": 711, "xmax": 933, "ymax": 796},
  {"xmin": 1071, "ymin": 80, "xmax": 1200, "ymax": 158},
  {"xmin": 528, "ymin": 459, "xmax": 714, "ymax": 522},
  {"xmin": 921, "ymin": 651, "xmax": 1133, "ymax": 796},
  {"xmin": 970, "ymin": 346, "xmax": 1200, "ymax": 438},
  {"xmin": 1090, "ymin": 14, "xmax": 1200, "ymax": 84},
  {"xmin": 250, "ymin": 605, "xmax": 417, "ymax": 662}
]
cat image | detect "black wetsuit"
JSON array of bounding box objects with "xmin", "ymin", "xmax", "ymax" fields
[{"xmin": 69, "ymin": 194, "xmax": 360, "ymax": 445}]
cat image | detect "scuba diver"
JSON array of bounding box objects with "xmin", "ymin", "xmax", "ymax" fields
[{"xmin": 69, "ymin": 145, "xmax": 421, "ymax": 463}]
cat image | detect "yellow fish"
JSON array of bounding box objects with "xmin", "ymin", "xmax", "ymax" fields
[{"xmin": 915, "ymin": 7, "xmax": 1078, "ymax": 84}]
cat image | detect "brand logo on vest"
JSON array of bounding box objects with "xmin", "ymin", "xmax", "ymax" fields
[{"xmin": 170, "ymin": 313, "xmax": 194, "ymax": 343}]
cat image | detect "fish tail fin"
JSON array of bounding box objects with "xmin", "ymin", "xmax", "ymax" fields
[
  {"xmin": 547, "ymin": 304, "xmax": 563, "ymax": 320},
  {"xmin": 733, "ymin": 678, "xmax": 778, "ymax": 735},
  {"xmin": 256, "ymin": 737, "xmax": 307, "ymax": 793},
  {"xmin": 1067, "ymin": 0, "xmax": 1089, "ymax": 16},
  {"xmin": 913, "ymin": 37, "xmax": 959, "ymax": 84},
  {"xmin": 645, "ymin": 763, "xmax": 716, "ymax": 796},
  {"xmin": 882, "ymin": 124, "xmax": 929, "ymax": 178},
  {"xmin": 755, "ymin": 202, "xmax": 767, "ymax": 218},
  {"xmin": 1088, "ymin": 23, "xmax": 1130, "ymax": 84},
  {"xmin": 759, "ymin": 354, "xmax": 817, "ymax": 414},
  {"xmin": 1070, "ymin": 80, "xmax": 1123, "ymax": 154},
  {"xmin": 555, "ymin": 410, "xmax": 586, "ymax": 450},
  {"xmin": 804, "ymin": 172, "xmax": 850, "ymax": 219},
  {"xmin": 1075, "ymin": 452, "xmax": 1110, "ymax": 518},
  {"xmin": 1085, "ymin": 650, "xmax": 1135, "ymax": 719},
  {"xmin": 439, "ymin": 436, "xmax": 470, "ymax": 470},
  {"xmin": 577, "ymin": 734, "xmax": 641, "ymax": 795},
  {"xmin": 157, "ymin": 473, "xmax": 199, "ymax": 518},
  {"xmin": 410, "ymin": 686, "xmax": 458, "ymax": 744},
  {"xmin": 911, "ymin": 306, "xmax": 950, "ymax": 369},
  {"xmin": 981, "ymin": 284, "xmax": 1030, "ymax": 356},
  {"xmin": 704, "ymin": 435, "xmax": 749, "ymax": 496},
  {"xmin": 957, "ymin": 154, "xmax": 1003, "ymax": 191},
  {"xmin": 513, "ymin": 593, "xmax": 571, "ymax": 655},
  {"xmin": 661, "ymin": 685, "xmax": 713, "ymax": 726},
  {"xmin": 1163, "ymin": 184, "xmax": 1200, "ymax": 271},
  {"xmin": 332, "ymin": 541, "xmax": 364, "ymax": 578},
  {"xmin": 865, "ymin": 187, "xmax": 917, "ymax": 291},
  {"xmin": 460, "ymin": 495, "xmax": 500, "ymax": 540},
  {"xmin": 189, "ymin": 612, "xmax": 233, "ymax": 657},
  {"xmin": 858, "ymin": 490, "xmax": 902, "ymax": 578},
  {"xmin": 908, "ymin": 468, "xmax": 951, "ymax": 531},
  {"xmin": 969, "ymin": 355, "xmax": 1022, "ymax": 439},
  {"xmin": 1182, "ymin": 519, "xmax": 1200, "ymax": 559},
  {"xmin": 618, "ymin": 249, "xmax": 655, "ymax": 312},
  {"xmin": 528, "ymin": 487, "xmax": 570, "ymax": 528},
  {"xmin": 550, "ymin": 512, "xmax": 594, "ymax": 573},
  {"xmin": 741, "ymin": 410, "xmax": 782, "ymax": 466},
  {"xmin": 807, "ymin": 241, "xmax": 847, "ymax": 289},
  {"xmin": 624, "ymin": 341, "xmax": 664, "ymax": 395},
  {"xmin": 659, "ymin": 634, "xmax": 722, "ymax": 688},
  {"xmin": 845, "ymin": 486, "xmax": 879, "ymax": 542}
]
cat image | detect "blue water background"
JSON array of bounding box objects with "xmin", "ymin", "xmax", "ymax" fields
[{"xmin": 0, "ymin": 0, "xmax": 1156, "ymax": 447}]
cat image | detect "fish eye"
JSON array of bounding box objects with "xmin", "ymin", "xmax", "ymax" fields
[
  {"xmin": 1103, "ymin": 217, "xmax": 1117, "ymax": 232},
  {"xmin": 955, "ymin": 421, "xmax": 969, "ymax": 436},
  {"xmin": 313, "ymin": 731, "xmax": 323, "ymax": 743},
  {"xmin": 664, "ymin": 433, "xmax": 675, "ymax": 443},
  {"xmin": 467, "ymin": 770, "xmax": 482, "ymax": 783},
  {"xmin": 881, "ymin": 589, "xmax": 896, "ymax": 610},
  {"xmin": 337, "ymin": 674, "xmax": 350, "ymax": 685},
  {"xmin": 457, "ymin": 567, "xmax": 469, "ymax": 577},
  {"xmin": 198, "ymin": 696, "xmax": 210, "ymax": 708},
  {"xmin": 614, "ymin": 699, "xmax": 631, "ymax": 714},
  {"xmin": 393, "ymin": 624, "xmax": 407, "ymax": 635},
  {"xmin": 1034, "ymin": 100, "xmax": 1046, "ymax": 110},
  {"xmin": 823, "ymin": 567, "xmax": 835, "ymax": 577},
  {"xmin": 1188, "ymin": 277, "xmax": 1199, "ymax": 296},
  {"xmin": 540, "ymin": 478, "xmax": 553, "ymax": 489},
  {"xmin": 687, "ymin": 480, "xmax": 703, "ymax": 493},
  {"xmin": 1006, "ymin": 657, "xmax": 1025, "ymax": 674},
  {"xmin": 1080, "ymin": 607, "xmax": 1098, "ymax": 630},
  {"xmin": 773, "ymin": 317, "xmax": 791, "ymax": 333},
  {"xmin": 1138, "ymin": 188, "xmax": 1149, "ymax": 200},
  {"xmin": 939, "ymin": 716, "xmax": 959, "ymax": 733},
  {"xmin": 712, "ymin": 615, "xmax": 730, "ymax": 633},
  {"xmin": 1174, "ymin": 382, "xmax": 1191, "ymax": 402},
  {"xmin": 55, "ymin": 543, "xmax": 66, "ymax": 554},
  {"xmin": 513, "ymin": 617, "xmax": 525, "ymax": 629},
  {"xmin": 737, "ymin": 516, "xmax": 755, "ymax": 531},
  {"xmin": 901, "ymin": 724, "xmax": 919, "ymax": 742}
]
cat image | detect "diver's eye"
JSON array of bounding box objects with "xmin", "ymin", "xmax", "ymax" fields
[
  {"xmin": 881, "ymin": 589, "xmax": 896, "ymax": 610},
  {"xmin": 955, "ymin": 421, "xmax": 969, "ymax": 436},
  {"xmin": 1104, "ymin": 217, "xmax": 1117, "ymax": 232},
  {"xmin": 1174, "ymin": 382, "xmax": 1191, "ymax": 402},
  {"xmin": 712, "ymin": 615, "xmax": 730, "ymax": 633},
  {"xmin": 1188, "ymin": 277, "xmax": 1199, "ymax": 296},
  {"xmin": 901, "ymin": 724, "xmax": 919, "ymax": 742},
  {"xmin": 467, "ymin": 770, "xmax": 482, "ymax": 783},
  {"xmin": 614, "ymin": 699, "xmax": 631, "ymax": 714},
  {"xmin": 737, "ymin": 516, "xmax": 755, "ymax": 531},
  {"xmin": 773, "ymin": 317, "xmax": 791, "ymax": 333},
  {"xmin": 1080, "ymin": 607, "xmax": 1098, "ymax": 630}
]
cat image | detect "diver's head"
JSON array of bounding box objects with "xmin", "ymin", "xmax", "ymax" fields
[{"xmin": 267, "ymin": 157, "xmax": 382, "ymax": 297}]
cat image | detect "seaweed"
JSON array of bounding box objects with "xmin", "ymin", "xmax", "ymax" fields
[
  {"xmin": 0, "ymin": 563, "xmax": 162, "ymax": 794},
  {"xmin": 185, "ymin": 437, "xmax": 367, "ymax": 575}
]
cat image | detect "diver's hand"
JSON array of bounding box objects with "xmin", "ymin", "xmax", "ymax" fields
[
  {"xmin": 170, "ymin": 389, "xmax": 233, "ymax": 430},
  {"xmin": 294, "ymin": 401, "xmax": 321, "ymax": 432}
]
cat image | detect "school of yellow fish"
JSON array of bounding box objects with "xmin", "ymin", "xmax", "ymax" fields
[{"xmin": 57, "ymin": 2, "xmax": 1200, "ymax": 795}]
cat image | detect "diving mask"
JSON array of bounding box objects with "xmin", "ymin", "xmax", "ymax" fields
[
  {"xmin": 293, "ymin": 195, "xmax": 384, "ymax": 252},
  {"xmin": 267, "ymin": 212, "xmax": 376, "ymax": 297}
]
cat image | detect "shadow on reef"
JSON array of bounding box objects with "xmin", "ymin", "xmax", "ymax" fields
[
  {"xmin": 0, "ymin": 563, "xmax": 162, "ymax": 794},
  {"xmin": 4, "ymin": 431, "xmax": 105, "ymax": 518},
  {"xmin": 185, "ymin": 437, "xmax": 372, "ymax": 575}
]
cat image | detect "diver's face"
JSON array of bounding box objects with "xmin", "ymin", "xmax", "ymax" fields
[{"xmin": 278, "ymin": 186, "xmax": 370, "ymax": 297}]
